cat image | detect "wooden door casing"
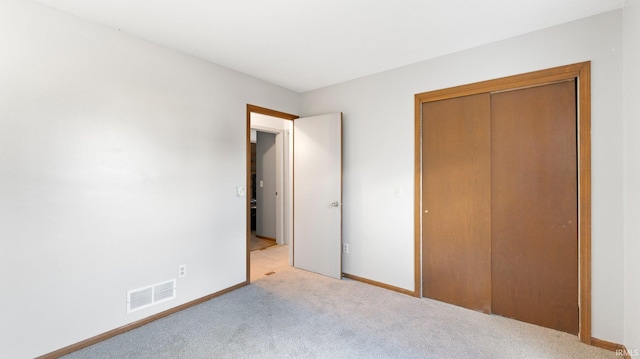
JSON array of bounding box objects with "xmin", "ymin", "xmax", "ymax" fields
[{"xmin": 415, "ymin": 62, "xmax": 591, "ymax": 342}]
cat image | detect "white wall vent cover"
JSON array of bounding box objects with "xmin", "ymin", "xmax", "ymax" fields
[{"xmin": 127, "ymin": 279, "xmax": 176, "ymax": 313}]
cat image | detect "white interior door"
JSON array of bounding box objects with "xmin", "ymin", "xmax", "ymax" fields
[{"xmin": 293, "ymin": 113, "xmax": 342, "ymax": 279}]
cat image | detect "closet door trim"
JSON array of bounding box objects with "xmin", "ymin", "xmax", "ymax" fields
[{"xmin": 413, "ymin": 62, "xmax": 591, "ymax": 343}]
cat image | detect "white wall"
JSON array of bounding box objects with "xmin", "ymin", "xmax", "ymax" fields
[
  {"xmin": 623, "ymin": 0, "xmax": 640, "ymax": 354},
  {"xmin": 256, "ymin": 132, "xmax": 277, "ymax": 238},
  {"xmin": 0, "ymin": 1, "xmax": 299, "ymax": 357},
  {"xmin": 301, "ymin": 10, "xmax": 625, "ymax": 343}
]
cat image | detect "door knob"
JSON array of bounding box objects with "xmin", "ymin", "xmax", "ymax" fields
[{"xmin": 331, "ymin": 201, "xmax": 340, "ymax": 207}]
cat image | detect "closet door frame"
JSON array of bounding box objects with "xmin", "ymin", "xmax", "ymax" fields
[{"xmin": 413, "ymin": 62, "xmax": 592, "ymax": 343}]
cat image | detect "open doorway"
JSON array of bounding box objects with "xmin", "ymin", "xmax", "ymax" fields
[
  {"xmin": 246, "ymin": 105, "xmax": 344, "ymax": 281},
  {"xmin": 246, "ymin": 105, "xmax": 297, "ymax": 282}
]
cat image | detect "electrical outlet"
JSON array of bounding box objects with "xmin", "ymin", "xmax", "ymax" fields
[
  {"xmin": 178, "ymin": 264, "xmax": 187, "ymax": 278},
  {"xmin": 342, "ymin": 244, "xmax": 349, "ymax": 254}
]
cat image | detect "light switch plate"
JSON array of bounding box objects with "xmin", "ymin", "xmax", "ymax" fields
[{"xmin": 236, "ymin": 186, "xmax": 245, "ymax": 197}]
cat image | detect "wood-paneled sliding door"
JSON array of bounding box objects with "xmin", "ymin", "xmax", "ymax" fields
[
  {"xmin": 491, "ymin": 80, "xmax": 578, "ymax": 334},
  {"xmin": 422, "ymin": 94, "xmax": 492, "ymax": 313}
]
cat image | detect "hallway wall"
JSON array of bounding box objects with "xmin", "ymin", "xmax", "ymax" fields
[{"xmin": 256, "ymin": 131, "xmax": 277, "ymax": 239}]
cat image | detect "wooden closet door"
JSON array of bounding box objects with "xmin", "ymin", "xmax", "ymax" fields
[
  {"xmin": 491, "ymin": 81, "xmax": 578, "ymax": 334},
  {"xmin": 422, "ymin": 93, "xmax": 492, "ymax": 313}
]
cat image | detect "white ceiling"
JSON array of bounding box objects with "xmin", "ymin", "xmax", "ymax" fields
[{"xmin": 34, "ymin": 0, "xmax": 624, "ymax": 93}]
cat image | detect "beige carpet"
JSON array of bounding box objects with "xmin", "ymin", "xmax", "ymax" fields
[{"xmin": 63, "ymin": 245, "xmax": 617, "ymax": 358}]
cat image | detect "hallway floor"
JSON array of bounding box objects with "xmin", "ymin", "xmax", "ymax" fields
[{"xmin": 250, "ymin": 243, "xmax": 289, "ymax": 282}]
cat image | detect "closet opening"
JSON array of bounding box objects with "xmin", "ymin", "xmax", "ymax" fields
[{"xmin": 414, "ymin": 62, "xmax": 591, "ymax": 343}]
